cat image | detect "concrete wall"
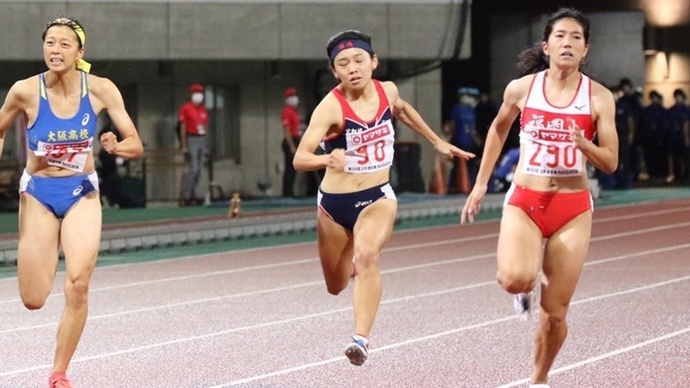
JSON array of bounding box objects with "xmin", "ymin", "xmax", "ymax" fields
[
  {"xmin": 0, "ymin": 1, "xmax": 469, "ymax": 61},
  {"xmin": 0, "ymin": 1, "xmax": 469, "ymax": 200},
  {"xmin": 489, "ymin": 11, "xmax": 646, "ymax": 99}
]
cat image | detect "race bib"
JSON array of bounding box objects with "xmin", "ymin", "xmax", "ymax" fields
[
  {"xmin": 34, "ymin": 139, "xmax": 93, "ymax": 172},
  {"xmin": 521, "ymin": 131, "xmax": 584, "ymax": 177},
  {"xmin": 344, "ymin": 122, "xmax": 395, "ymax": 173}
]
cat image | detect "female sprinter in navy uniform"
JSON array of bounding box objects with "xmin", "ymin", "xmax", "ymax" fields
[
  {"xmin": 461, "ymin": 8, "xmax": 618, "ymax": 388},
  {"xmin": 0, "ymin": 17, "xmax": 143, "ymax": 387},
  {"xmin": 294, "ymin": 30, "xmax": 475, "ymax": 366}
]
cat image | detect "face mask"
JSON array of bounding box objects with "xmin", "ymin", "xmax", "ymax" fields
[
  {"xmin": 286, "ymin": 96, "xmax": 299, "ymax": 107},
  {"xmin": 191, "ymin": 93, "xmax": 204, "ymax": 105}
]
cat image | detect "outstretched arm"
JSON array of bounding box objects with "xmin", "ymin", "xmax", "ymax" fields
[
  {"xmin": 461, "ymin": 78, "xmax": 525, "ymax": 224},
  {"xmin": 385, "ymin": 81, "xmax": 474, "ymax": 160}
]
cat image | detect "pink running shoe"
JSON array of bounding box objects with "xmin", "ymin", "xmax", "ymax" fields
[{"xmin": 49, "ymin": 372, "xmax": 72, "ymax": 388}]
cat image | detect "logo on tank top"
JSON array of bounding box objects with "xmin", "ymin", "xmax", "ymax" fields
[{"xmin": 81, "ymin": 114, "xmax": 90, "ymax": 126}]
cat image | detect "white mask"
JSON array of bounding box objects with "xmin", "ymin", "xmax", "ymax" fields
[
  {"xmin": 191, "ymin": 92, "xmax": 204, "ymax": 105},
  {"xmin": 286, "ymin": 96, "xmax": 299, "ymax": 107}
]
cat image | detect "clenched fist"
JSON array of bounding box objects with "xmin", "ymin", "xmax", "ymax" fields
[{"xmin": 100, "ymin": 131, "xmax": 119, "ymax": 154}]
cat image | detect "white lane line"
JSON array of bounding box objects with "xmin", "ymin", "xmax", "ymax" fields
[
  {"xmin": 0, "ymin": 280, "xmax": 497, "ymax": 377},
  {"xmin": 4, "ymin": 233, "xmax": 690, "ymax": 334},
  {"xmin": 3, "ymin": 206, "xmax": 690, "ymax": 305},
  {"xmin": 2, "ymin": 267, "xmax": 689, "ymax": 380},
  {"xmin": 494, "ymin": 326, "xmax": 690, "ymax": 388},
  {"xmin": 0, "ymin": 253, "xmax": 497, "ymax": 334},
  {"xmin": 208, "ymin": 275, "xmax": 690, "ymax": 387},
  {"xmin": 5, "ymin": 232, "xmax": 690, "ymax": 335}
]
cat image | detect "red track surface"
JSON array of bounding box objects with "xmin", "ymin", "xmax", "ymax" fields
[{"xmin": 1, "ymin": 199, "xmax": 689, "ymax": 387}]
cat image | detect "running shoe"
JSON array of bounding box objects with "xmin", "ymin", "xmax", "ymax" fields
[
  {"xmin": 49, "ymin": 372, "xmax": 72, "ymax": 388},
  {"xmin": 513, "ymin": 289, "xmax": 537, "ymax": 320},
  {"xmin": 344, "ymin": 335, "xmax": 369, "ymax": 366}
]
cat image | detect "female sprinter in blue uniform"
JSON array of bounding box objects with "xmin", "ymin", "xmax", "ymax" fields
[
  {"xmin": 294, "ymin": 30, "xmax": 475, "ymax": 366},
  {"xmin": 0, "ymin": 17, "xmax": 143, "ymax": 388},
  {"xmin": 461, "ymin": 8, "xmax": 618, "ymax": 388}
]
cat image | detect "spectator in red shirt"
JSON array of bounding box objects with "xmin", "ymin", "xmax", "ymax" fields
[
  {"xmin": 178, "ymin": 83, "xmax": 209, "ymax": 206},
  {"xmin": 281, "ymin": 87, "xmax": 302, "ymax": 197}
]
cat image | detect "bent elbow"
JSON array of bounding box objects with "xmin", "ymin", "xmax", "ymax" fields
[
  {"xmin": 132, "ymin": 144, "xmax": 145, "ymax": 159},
  {"xmin": 602, "ymin": 161, "xmax": 618, "ymax": 175},
  {"xmin": 292, "ymin": 155, "xmax": 305, "ymax": 171}
]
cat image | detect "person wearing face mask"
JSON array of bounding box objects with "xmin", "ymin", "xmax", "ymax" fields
[
  {"xmin": 281, "ymin": 87, "xmax": 302, "ymax": 197},
  {"xmin": 178, "ymin": 83, "xmax": 209, "ymax": 206}
]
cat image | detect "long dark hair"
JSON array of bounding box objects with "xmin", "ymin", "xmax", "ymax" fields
[{"xmin": 516, "ymin": 8, "xmax": 590, "ymax": 76}]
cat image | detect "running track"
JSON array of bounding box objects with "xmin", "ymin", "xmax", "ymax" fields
[{"xmin": 1, "ymin": 198, "xmax": 689, "ymax": 388}]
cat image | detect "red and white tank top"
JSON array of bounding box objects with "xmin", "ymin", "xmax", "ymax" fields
[{"xmin": 519, "ymin": 70, "xmax": 595, "ymax": 177}]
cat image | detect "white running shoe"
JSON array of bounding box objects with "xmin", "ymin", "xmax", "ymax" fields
[
  {"xmin": 529, "ymin": 384, "xmax": 550, "ymax": 388},
  {"xmin": 513, "ymin": 289, "xmax": 537, "ymax": 320},
  {"xmin": 344, "ymin": 335, "xmax": 369, "ymax": 366}
]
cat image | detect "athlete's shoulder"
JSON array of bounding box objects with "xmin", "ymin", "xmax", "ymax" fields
[
  {"xmin": 378, "ymin": 79, "xmax": 398, "ymax": 95},
  {"xmin": 86, "ymin": 73, "xmax": 115, "ymax": 89},
  {"xmin": 5, "ymin": 75, "xmax": 40, "ymax": 106},
  {"xmin": 504, "ymin": 74, "xmax": 535, "ymax": 104}
]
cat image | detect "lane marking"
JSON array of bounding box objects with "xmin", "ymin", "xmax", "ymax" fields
[
  {"xmin": 2, "ymin": 271, "xmax": 689, "ymax": 380},
  {"xmin": 209, "ymin": 275, "xmax": 690, "ymax": 387},
  {"xmin": 2, "ymin": 207, "xmax": 690, "ymax": 304}
]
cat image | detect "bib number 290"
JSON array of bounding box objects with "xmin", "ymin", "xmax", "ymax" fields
[{"xmin": 529, "ymin": 142, "xmax": 578, "ymax": 168}]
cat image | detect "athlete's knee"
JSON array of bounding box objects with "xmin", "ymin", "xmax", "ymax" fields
[
  {"xmin": 539, "ymin": 310, "xmax": 568, "ymax": 333},
  {"xmin": 496, "ymin": 270, "xmax": 536, "ymax": 294},
  {"xmin": 64, "ymin": 275, "xmax": 91, "ymax": 306},
  {"xmin": 21, "ymin": 292, "xmax": 48, "ymax": 310},
  {"xmin": 325, "ymin": 282, "xmax": 347, "ymax": 296},
  {"xmin": 353, "ymin": 247, "xmax": 379, "ymax": 271}
]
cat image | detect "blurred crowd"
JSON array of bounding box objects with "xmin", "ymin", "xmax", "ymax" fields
[{"xmin": 442, "ymin": 78, "xmax": 690, "ymax": 194}]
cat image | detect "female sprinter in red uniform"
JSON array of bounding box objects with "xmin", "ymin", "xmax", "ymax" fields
[
  {"xmin": 461, "ymin": 8, "xmax": 618, "ymax": 388},
  {"xmin": 294, "ymin": 30, "xmax": 474, "ymax": 366}
]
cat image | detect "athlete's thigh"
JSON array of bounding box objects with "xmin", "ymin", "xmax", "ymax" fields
[
  {"xmin": 17, "ymin": 193, "xmax": 61, "ymax": 293},
  {"xmin": 60, "ymin": 193, "xmax": 102, "ymax": 279},
  {"xmin": 353, "ymin": 199, "xmax": 397, "ymax": 256},
  {"xmin": 317, "ymin": 209, "xmax": 353, "ymax": 274},
  {"xmin": 541, "ymin": 211, "xmax": 592, "ymax": 311},
  {"xmin": 497, "ymin": 205, "xmax": 544, "ymax": 279}
]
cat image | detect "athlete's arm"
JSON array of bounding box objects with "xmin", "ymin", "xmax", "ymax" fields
[
  {"xmin": 91, "ymin": 76, "xmax": 143, "ymax": 159},
  {"xmin": 293, "ymin": 94, "xmax": 343, "ymax": 172},
  {"xmin": 461, "ymin": 78, "xmax": 525, "ymax": 224},
  {"xmin": 473, "ymin": 78, "xmax": 525, "ymax": 188},
  {"xmin": 0, "ymin": 80, "xmax": 31, "ymax": 160},
  {"xmin": 573, "ymin": 82, "xmax": 618, "ymax": 174},
  {"xmin": 383, "ymin": 81, "xmax": 474, "ymax": 160}
]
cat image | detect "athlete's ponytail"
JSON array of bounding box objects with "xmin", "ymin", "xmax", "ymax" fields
[{"xmin": 516, "ymin": 43, "xmax": 549, "ymax": 77}]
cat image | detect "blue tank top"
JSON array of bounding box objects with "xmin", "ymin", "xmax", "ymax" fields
[{"xmin": 27, "ymin": 72, "xmax": 97, "ymax": 172}]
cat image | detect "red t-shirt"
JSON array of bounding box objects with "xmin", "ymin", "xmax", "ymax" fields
[
  {"xmin": 178, "ymin": 102, "xmax": 209, "ymax": 136},
  {"xmin": 281, "ymin": 105, "xmax": 301, "ymax": 137}
]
